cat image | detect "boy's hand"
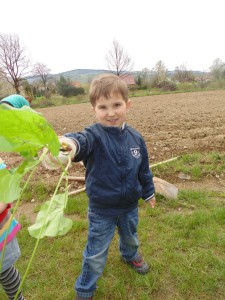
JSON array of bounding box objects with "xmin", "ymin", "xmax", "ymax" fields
[
  {"xmin": 148, "ymin": 196, "xmax": 156, "ymax": 208},
  {"xmin": 60, "ymin": 142, "xmax": 72, "ymax": 152},
  {"xmin": 42, "ymin": 136, "xmax": 77, "ymax": 170},
  {"xmin": 58, "ymin": 136, "xmax": 75, "ymax": 155},
  {"xmin": 57, "ymin": 136, "xmax": 77, "ymax": 165}
]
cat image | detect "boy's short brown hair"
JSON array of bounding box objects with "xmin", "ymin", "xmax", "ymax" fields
[{"xmin": 89, "ymin": 73, "xmax": 128, "ymax": 106}]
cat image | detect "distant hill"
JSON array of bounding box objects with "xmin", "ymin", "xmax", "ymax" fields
[
  {"xmin": 26, "ymin": 69, "xmax": 111, "ymax": 83},
  {"xmin": 26, "ymin": 69, "xmax": 208, "ymax": 84},
  {"xmin": 52, "ymin": 69, "xmax": 112, "ymax": 83},
  {"xmin": 27, "ymin": 69, "xmax": 143, "ymax": 83}
]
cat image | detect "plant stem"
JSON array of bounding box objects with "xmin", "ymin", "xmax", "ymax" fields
[
  {"xmin": 14, "ymin": 153, "xmax": 70, "ymax": 300},
  {"xmin": 0, "ymin": 157, "xmax": 41, "ymax": 273}
]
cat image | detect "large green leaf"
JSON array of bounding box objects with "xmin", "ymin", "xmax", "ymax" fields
[
  {"xmin": 0, "ymin": 158, "xmax": 39, "ymax": 203},
  {"xmin": 28, "ymin": 193, "xmax": 73, "ymax": 239},
  {"xmin": 0, "ymin": 107, "xmax": 60, "ymax": 156},
  {"xmin": 0, "ymin": 169, "xmax": 21, "ymax": 203}
]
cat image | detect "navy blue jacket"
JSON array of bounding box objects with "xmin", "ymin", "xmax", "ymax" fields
[{"xmin": 65, "ymin": 123, "xmax": 155, "ymax": 214}]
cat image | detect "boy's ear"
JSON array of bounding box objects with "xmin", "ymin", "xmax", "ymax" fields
[{"xmin": 126, "ymin": 99, "xmax": 132, "ymax": 111}]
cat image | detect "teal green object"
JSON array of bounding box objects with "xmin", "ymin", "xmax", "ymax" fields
[
  {"xmin": 0, "ymin": 162, "xmax": 6, "ymax": 170},
  {"xmin": 0, "ymin": 94, "xmax": 30, "ymax": 108}
]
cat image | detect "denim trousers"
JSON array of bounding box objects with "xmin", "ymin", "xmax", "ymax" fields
[
  {"xmin": 0, "ymin": 237, "xmax": 21, "ymax": 273},
  {"xmin": 75, "ymin": 207, "xmax": 139, "ymax": 297}
]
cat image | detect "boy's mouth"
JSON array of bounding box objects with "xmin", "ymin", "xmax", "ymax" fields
[{"xmin": 107, "ymin": 118, "xmax": 118, "ymax": 122}]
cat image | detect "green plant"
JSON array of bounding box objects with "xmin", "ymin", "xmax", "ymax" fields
[{"xmin": 0, "ymin": 106, "xmax": 74, "ymax": 299}]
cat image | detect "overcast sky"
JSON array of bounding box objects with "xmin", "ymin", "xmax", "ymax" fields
[{"xmin": 1, "ymin": 0, "xmax": 224, "ymax": 74}]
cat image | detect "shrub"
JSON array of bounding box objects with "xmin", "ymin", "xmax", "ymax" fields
[
  {"xmin": 56, "ymin": 75, "xmax": 85, "ymax": 97},
  {"xmin": 157, "ymin": 80, "xmax": 177, "ymax": 91}
]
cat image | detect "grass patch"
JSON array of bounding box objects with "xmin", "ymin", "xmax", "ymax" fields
[
  {"xmin": 30, "ymin": 87, "xmax": 225, "ymax": 109},
  {"xmin": 23, "ymin": 181, "xmax": 56, "ymax": 203},
  {"xmin": 152, "ymin": 151, "xmax": 225, "ymax": 181},
  {"xmin": 1, "ymin": 152, "xmax": 225, "ymax": 299},
  {"xmin": 31, "ymin": 94, "xmax": 89, "ymax": 108}
]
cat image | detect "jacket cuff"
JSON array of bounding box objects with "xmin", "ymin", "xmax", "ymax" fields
[{"xmin": 144, "ymin": 194, "xmax": 155, "ymax": 202}]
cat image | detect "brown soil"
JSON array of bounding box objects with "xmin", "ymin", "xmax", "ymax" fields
[
  {"xmin": 38, "ymin": 89, "xmax": 225, "ymax": 161},
  {"xmin": 2, "ymin": 90, "xmax": 225, "ymax": 220}
]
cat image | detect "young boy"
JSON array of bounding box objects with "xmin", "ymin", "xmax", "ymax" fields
[{"xmin": 55, "ymin": 74, "xmax": 156, "ymax": 300}]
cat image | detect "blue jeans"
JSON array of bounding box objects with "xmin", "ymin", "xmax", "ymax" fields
[
  {"xmin": 0, "ymin": 237, "xmax": 21, "ymax": 273},
  {"xmin": 75, "ymin": 207, "xmax": 139, "ymax": 297}
]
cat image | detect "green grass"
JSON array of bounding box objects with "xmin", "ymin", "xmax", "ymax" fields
[
  {"xmin": 22, "ymin": 181, "xmax": 57, "ymax": 203},
  {"xmin": 0, "ymin": 152, "xmax": 225, "ymax": 299},
  {"xmin": 31, "ymin": 94, "xmax": 89, "ymax": 108},
  {"xmin": 153, "ymin": 151, "xmax": 225, "ymax": 181}
]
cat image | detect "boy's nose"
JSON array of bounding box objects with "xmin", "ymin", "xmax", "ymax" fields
[{"xmin": 108, "ymin": 110, "xmax": 115, "ymax": 116}]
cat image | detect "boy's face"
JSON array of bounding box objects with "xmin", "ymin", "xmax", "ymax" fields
[{"xmin": 93, "ymin": 94, "xmax": 131, "ymax": 127}]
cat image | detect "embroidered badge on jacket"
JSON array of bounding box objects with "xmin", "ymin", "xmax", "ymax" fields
[{"xmin": 130, "ymin": 147, "xmax": 140, "ymax": 158}]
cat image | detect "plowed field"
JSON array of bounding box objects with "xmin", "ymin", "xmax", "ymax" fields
[
  {"xmin": 2, "ymin": 90, "xmax": 225, "ymax": 184},
  {"xmin": 39, "ymin": 90, "xmax": 225, "ymax": 162}
]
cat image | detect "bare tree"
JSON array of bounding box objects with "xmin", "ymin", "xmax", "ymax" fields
[
  {"xmin": 0, "ymin": 70, "xmax": 14, "ymax": 98},
  {"xmin": 153, "ymin": 61, "xmax": 167, "ymax": 79},
  {"xmin": 198, "ymin": 69, "xmax": 208, "ymax": 89},
  {"xmin": 138, "ymin": 68, "xmax": 151, "ymax": 87},
  {"xmin": 32, "ymin": 62, "xmax": 51, "ymax": 97},
  {"xmin": 106, "ymin": 39, "xmax": 133, "ymax": 77},
  {"xmin": 173, "ymin": 64, "xmax": 195, "ymax": 82},
  {"xmin": 151, "ymin": 60, "xmax": 168, "ymax": 86},
  {"xmin": 0, "ymin": 33, "xmax": 30, "ymax": 94},
  {"xmin": 209, "ymin": 58, "xmax": 225, "ymax": 80}
]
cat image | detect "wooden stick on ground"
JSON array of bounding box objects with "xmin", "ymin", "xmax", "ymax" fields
[
  {"xmin": 68, "ymin": 187, "xmax": 86, "ymax": 196},
  {"xmin": 150, "ymin": 156, "xmax": 179, "ymax": 168},
  {"xmin": 64, "ymin": 176, "xmax": 85, "ymax": 181},
  {"xmin": 66, "ymin": 157, "xmax": 179, "ymax": 182},
  {"xmin": 67, "ymin": 177, "xmax": 178, "ymax": 199},
  {"xmin": 66, "ymin": 156, "xmax": 180, "ymax": 199}
]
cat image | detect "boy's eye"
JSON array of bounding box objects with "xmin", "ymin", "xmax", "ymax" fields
[
  {"xmin": 98, "ymin": 105, "xmax": 106, "ymax": 110},
  {"xmin": 114, "ymin": 103, "xmax": 122, "ymax": 107}
]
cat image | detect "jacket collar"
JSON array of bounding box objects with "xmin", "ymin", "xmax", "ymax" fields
[{"xmin": 98, "ymin": 123, "xmax": 127, "ymax": 134}]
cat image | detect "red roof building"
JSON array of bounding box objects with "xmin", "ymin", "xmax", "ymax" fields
[
  {"xmin": 69, "ymin": 81, "xmax": 81, "ymax": 88},
  {"xmin": 120, "ymin": 75, "xmax": 136, "ymax": 86}
]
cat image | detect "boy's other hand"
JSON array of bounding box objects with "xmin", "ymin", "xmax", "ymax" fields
[{"xmin": 148, "ymin": 196, "xmax": 156, "ymax": 208}]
